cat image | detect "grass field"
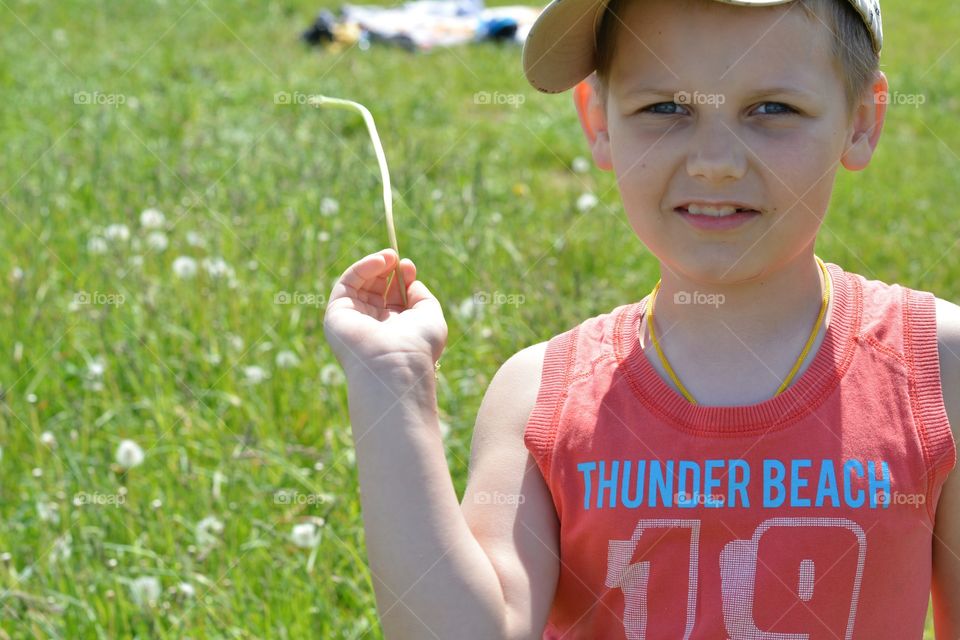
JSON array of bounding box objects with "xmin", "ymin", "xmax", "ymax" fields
[{"xmin": 0, "ymin": 0, "xmax": 957, "ymax": 636}]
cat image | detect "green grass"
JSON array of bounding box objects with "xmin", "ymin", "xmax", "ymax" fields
[{"xmin": 0, "ymin": 0, "xmax": 957, "ymax": 636}]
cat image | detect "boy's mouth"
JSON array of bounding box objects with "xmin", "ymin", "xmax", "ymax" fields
[{"xmin": 675, "ymin": 202, "xmax": 761, "ymax": 217}]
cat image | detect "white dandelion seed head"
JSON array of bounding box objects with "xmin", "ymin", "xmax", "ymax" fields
[
  {"xmin": 115, "ymin": 439, "xmax": 145, "ymax": 470},
  {"xmin": 40, "ymin": 431, "xmax": 56, "ymax": 448},
  {"xmin": 456, "ymin": 296, "xmax": 480, "ymax": 320},
  {"xmin": 317, "ymin": 231, "xmax": 331, "ymax": 242},
  {"xmin": 201, "ymin": 257, "xmax": 234, "ymax": 280},
  {"xmin": 572, "ymin": 156, "xmax": 591, "ymax": 174},
  {"xmin": 146, "ymin": 232, "xmax": 168, "ymax": 252},
  {"xmin": 172, "ymin": 256, "xmax": 198, "ymax": 279},
  {"xmin": 87, "ymin": 236, "xmax": 108, "ymax": 254},
  {"xmin": 227, "ymin": 334, "xmax": 244, "ymax": 352},
  {"xmin": 185, "ymin": 231, "xmax": 207, "ymax": 248},
  {"xmin": 195, "ymin": 515, "xmax": 224, "ymax": 548},
  {"xmin": 36, "ymin": 501, "xmax": 59, "ymax": 524},
  {"xmin": 139, "ymin": 208, "xmax": 166, "ymax": 228},
  {"xmin": 129, "ymin": 576, "xmax": 161, "ymax": 607},
  {"xmin": 320, "ymin": 197, "xmax": 340, "ymax": 216},
  {"xmin": 86, "ymin": 357, "xmax": 106, "ymax": 379},
  {"xmin": 275, "ymin": 350, "xmax": 299, "ymax": 369},
  {"xmin": 319, "ymin": 364, "xmax": 345, "ymax": 386},
  {"xmin": 50, "ymin": 533, "xmax": 72, "ymax": 563},
  {"xmin": 242, "ymin": 366, "xmax": 269, "ymax": 385},
  {"xmin": 576, "ymin": 192, "xmax": 599, "ymax": 212},
  {"xmin": 177, "ymin": 582, "xmax": 196, "ymax": 598},
  {"xmin": 290, "ymin": 522, "xmax": 321, "ymax": 549},
  {"xmin": 10, "ymin": 267, "xmax": 24, "ymax": 282},
  {"xmin": 104, "ymin": 224, "xmax": 131, "ymax": 242}
]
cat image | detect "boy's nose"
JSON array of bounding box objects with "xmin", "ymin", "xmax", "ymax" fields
[{"xmin": 686, "ymin": 120, "xmax": 748, "ymax": 183}]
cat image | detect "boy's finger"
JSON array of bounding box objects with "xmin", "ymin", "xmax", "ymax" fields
[
  {"xmin": 384, "ymin": 259, "xmax": 417, "ymax": 306},
  {"xmin": 339, "ymin": 249, "xmax": 397, "ymax": 291}
]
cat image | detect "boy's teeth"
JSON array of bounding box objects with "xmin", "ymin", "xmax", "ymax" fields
[{"xmin": 686, "ymin": 204, "xmax": 740, "ymax": 217}]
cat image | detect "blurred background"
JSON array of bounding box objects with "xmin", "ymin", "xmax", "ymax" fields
[{"xmin": 0, "ymin": 0, "xmax": 957, "ymax": 636}]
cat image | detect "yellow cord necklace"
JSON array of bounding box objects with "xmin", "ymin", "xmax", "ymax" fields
[{"xmin": 646, "ymin": 256, "xmax": 831, "ymax": 404}]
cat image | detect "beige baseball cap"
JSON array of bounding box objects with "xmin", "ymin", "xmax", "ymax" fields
[{"xmin": 522, "ymin": 0, "xmax": 882, "ymax": 94}]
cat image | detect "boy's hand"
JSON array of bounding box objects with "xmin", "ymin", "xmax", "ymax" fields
[{"xmin": 323, "ymin": 248, "xmax": 447, "ymax": 378}]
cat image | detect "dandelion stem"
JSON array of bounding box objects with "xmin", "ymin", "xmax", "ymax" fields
[{"xmin": 311, "ymin": 95, "xmax": 408, "ymax": 308}]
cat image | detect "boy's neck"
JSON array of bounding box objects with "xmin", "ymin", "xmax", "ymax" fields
[{"xmin": 640, "ymin": 249, "xmax": 832, "ymax": 404}]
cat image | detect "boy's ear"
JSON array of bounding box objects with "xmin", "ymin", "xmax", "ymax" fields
[
  {"xmin": 840, "ymin": 70, "xmax": 888, "ymax": 171},
  {"xmin": 573, "ymin": 74, "xmax": 613, "ymax": 171}
]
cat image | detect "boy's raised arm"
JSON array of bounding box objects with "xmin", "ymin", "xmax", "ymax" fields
[{"xmin": 324, "ymin": 248, "xmax": 507, "ymax": 638}]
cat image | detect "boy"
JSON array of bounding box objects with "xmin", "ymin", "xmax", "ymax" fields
[{"xmin": 323, "ymin": 0, "xmax": 960, "ymax": 636}]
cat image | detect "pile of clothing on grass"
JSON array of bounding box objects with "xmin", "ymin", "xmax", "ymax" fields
[{"xmin": 302, "ymin": 0, "xmax": 543, "ymax": 52}]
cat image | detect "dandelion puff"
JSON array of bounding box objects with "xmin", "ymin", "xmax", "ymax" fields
[
  {"xmin": 177, "ymin": 582, "xmax": 196, "ymax": 598},
  {"xmin": 104, "ymin": 224, "xmax": 131, "ymax": 242},
  {"xmin": 129, "ymin": 576, "xmax": 161, "ymax": 607},
  {"xmin": 172, "ymin": 256, "xmax": 198, "ymax": 279},
  {"xmin": 290, "ymin": 522, "xmax": 320, "ymax": 549},
  {"xmin": 87, "ymin": 236, "xmax": 108, "ymax": 254},
  {"xmin": 186, "ymin": 231, "xmax": 207, "ymax": 248},
  {"xmin": 319, "ymin": 364, "xmax": 344, "ymax": 386},
  {"xmin": 438, "ymin": 419, "xmax": 451, "ymax": 440},
  {"xmin": 139, "ymin": 208, "xmax": 166, "ymax": 228},
  {"xmin": 576, "ymin": 192, "xmax": 599, "ymax": 212},
  {"xmin": 146, "ymin": 231, "xmax": 168, "ymax": 252},
  {"xmin": 572, "ymin": 156, "xmax": 591, "ymax": 173},
  {"xmin": 36, "ymin": 501, "xmax": 59, "ymax": 525},
  {"xmin": 243, "ymin": 366, "xmax": 269, "ymax": 385},
  {"xmin": 87, "ymin": 357, "xmax": 106, "ymax": 379},
  {"xmin": 195, "ymin": 515, "xmax": 224, "ymax": 549},
  {"xmin": 40, "ymin": 431, "xmax": 57, "ymax": 448},
  {"xmin": 201, "ymin": 257, "xmax": 234, "ymax": 280},
  {"xmin": 320, "ymin": 197, "xmax": 340, "ymax": 216},
  {"xmin": 275, "ymin": 350, "xmax": 299, "ymax": 369},
  {"xmin": 456, "ymin": 296, "xmax": 480, "ymax": 321},
  {"xmin": 115, "ymin": 439, "xmax": 145, "ymax": 469},
  {"xmin": 50, "ymin": 533, "xmax": 72, "ymax": 564}
]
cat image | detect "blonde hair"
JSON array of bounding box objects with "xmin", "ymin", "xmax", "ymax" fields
[{"xmin": 593, "ymin": 0, "xmax": 879, "ymax": 116}]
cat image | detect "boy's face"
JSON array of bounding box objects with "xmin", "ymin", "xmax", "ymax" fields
[{"xmin": 576, "ymin": 0, "xmax": 886, "ymax": 282}]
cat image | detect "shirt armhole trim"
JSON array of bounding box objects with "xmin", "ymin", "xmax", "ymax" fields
[
  {"xmin": 903, "ymin": 287, "xmax": 958, "ymax": 521},
  {"xmin": 523, "ymin": 326, "xmax": 578, "ymax": 516}
]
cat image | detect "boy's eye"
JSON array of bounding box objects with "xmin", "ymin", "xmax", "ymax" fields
[
  {"xmin": 640, "ymin": 102, "xmax": 690, "ymax": 116},
  {"xmin": 636, "ymin": 101, "xmax": 797, "ymax": 116},
  {"xmin": 753, "ymin": 101, "xmax": 796, "ymax": 115}
]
